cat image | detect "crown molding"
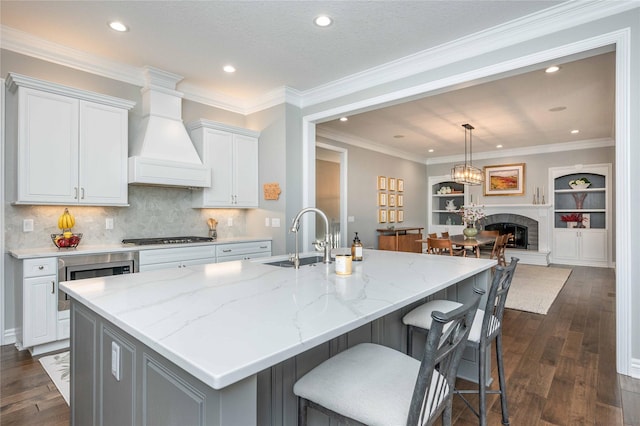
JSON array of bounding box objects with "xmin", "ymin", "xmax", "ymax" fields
[
  {"xmin": 2, "ymin": 1, "xmax": 637, "ymax": 115},
  {"xmin": 316, "ymin": 127, "xmax": 427, "ymax": 164},
  {"xmin": 299, "ymin": 1, "xmax": 640, "ymax": 108},
  {"xmin": 426, "ymin": 138, "xmax": 615, "ymax": 165}
]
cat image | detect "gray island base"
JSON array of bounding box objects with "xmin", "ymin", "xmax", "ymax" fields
[{"xmin": 63, "ymin": 249, "xmax": 495, "ymax": 425}]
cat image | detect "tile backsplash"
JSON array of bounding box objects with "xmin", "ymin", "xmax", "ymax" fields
[{"xmin": 5, "ymin": 186, "xmax": 247, "ymax": 249}]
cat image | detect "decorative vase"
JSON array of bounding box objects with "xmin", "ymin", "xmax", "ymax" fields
[
  {"xmin": 463, "ymin": 224, "xmax": 478, "ymax": 239},
  {"xmin": 572, "ymin": 192, "xmax": 587, "ymax": 210}
]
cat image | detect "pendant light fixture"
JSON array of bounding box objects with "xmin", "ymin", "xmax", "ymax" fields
[{"xmin": 451, "ymin": 123, "xmax": 483, "ymax": 185}]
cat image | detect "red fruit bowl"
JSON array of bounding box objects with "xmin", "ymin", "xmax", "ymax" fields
[{"xmin": 51, "ymin": 233, "xmax": 83, "ymax": 248}]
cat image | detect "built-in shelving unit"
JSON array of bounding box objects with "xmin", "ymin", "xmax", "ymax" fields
[
  {"xmin": 549, "ymin": 164, "xmax": 611, "ymax": 267},
  {"xmin": 428, "ymin": 175, "xmax": 468, "ymax": 234}
]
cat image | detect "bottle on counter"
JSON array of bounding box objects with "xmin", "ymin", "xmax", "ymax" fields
[{"xmin": 351, "ymin": 232, "xmax": 363, "ymax": 261}]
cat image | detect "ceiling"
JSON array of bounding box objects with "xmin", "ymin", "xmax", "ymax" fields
[{"xmin": 1, "ymin": 1, "xmax": 616, "ymax": 160}]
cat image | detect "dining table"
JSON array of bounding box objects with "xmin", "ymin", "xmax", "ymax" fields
[{"xmin": 417, "ymin": 234, "xmax": 496, "ymax": 258}]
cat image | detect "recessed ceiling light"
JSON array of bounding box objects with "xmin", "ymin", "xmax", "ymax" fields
[
  {"xmin": 496, "ymin": 144, "xmax": 503, "ymax": 148},
  {"xmin": 314, "ymin": 15, "xmax": 333, "ymax": 27},
  {"xmin": 223, "ymin": 65, "xmax": 236, "ymax": 73},
  {"xmin": 571, "ymin": 129, "xmax": 580, "ymax": 134},
  {"xmin": 428, "ymin": 149, "xmax": 434, "ymax": 153},
  {"xmin": 339, "ymin": 117, "xmax": 348, "ymax": 122},
  {"xmin": 108, "ymin": 21, "xmax": 128, "ymax": 32},
  {"xmin": 545, "ymin": 65, "xmax": 560, "ymax": 73}
]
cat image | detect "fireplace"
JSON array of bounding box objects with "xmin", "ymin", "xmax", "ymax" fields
[
  {"xmin": 484, "ymin": 223, "xmax": 528, "ymax": 249},
  {"xmin": 482, "ymin": 213, "xmax": 538, "ymax": 250}
]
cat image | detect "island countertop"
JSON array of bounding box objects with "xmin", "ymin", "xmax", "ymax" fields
[{"xmin": 60, "ymin": 249, "xmax": 495, "ymax": 390}]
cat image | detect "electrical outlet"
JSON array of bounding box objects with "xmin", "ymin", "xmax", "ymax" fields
[
  {"xmin": 105, "ymin": 218, "xmax": 114, "ymax": 230},
  {"xmin": 23, "ymin": 219, "xmax": 34, "ymax": 232},
  {"xmin": 271, "ymin": 218, "xmax": 281, "ymax": 228},
  {"xmin": 227, "ymin": 217, "xmax": 233, "ymax": 226},
  {"xmin": 265, "ymin": 217, "xmax": 270, "ymax": 227},
  {"xmin": 348, "ymin": 216, "xmax": 355, "ymax": 222}
]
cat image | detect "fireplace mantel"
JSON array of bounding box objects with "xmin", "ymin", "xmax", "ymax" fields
[{"xmin": 481, "ymin": 203, "xmax": 552, "ymax": 265}]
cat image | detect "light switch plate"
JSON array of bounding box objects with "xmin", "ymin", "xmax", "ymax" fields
[
  {"xmin": 23, "ymin": 219, "xmax": 34, "ymax": 232},
  {"xmin": 348, "ymin": 216, "xmax": 355, "ymax": 222},
  {"xmin": 265, "ymin": 218, "xmax": 270, "ymax": 227},
  {"xmin": 105, "ymin": 218, "xmax": 114, "ymax": 230},
  {"xmin": 271, "ymin": 218, "xmax": 281, "ymax": 228},
  {"xmin": 227, "ymin": 217, "xmax": 233, "ymax": 226}
]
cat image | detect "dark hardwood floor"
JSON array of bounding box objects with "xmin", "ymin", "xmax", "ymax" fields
[{"xmin": 1, "ymin": 265, "xmax": 638, "ymax": 425}]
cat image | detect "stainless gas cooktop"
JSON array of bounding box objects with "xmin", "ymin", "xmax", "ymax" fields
[{"xmin": 122, "ymin": 236, "xmax": 216, "ymax": 245}]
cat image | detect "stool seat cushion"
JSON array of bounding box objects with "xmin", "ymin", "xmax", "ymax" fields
[
  {"xmin": 403, "ymin": 301, "xmax": 501, "ymax": 344},
  {"xmin": 293, "ymin": 343, "xmax": 447, "ymax": 426}
]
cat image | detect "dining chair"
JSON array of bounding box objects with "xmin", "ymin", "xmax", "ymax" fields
[
  {"xmin": 402, "ymin": 257, "xmax": 519, "ymax": 426},
  {"xmin": 427, "ymin": 237, "xmax": 465, "ymax": 257},
  {"xmin": 475, "ymin": 230, "xmax": 500, "ymax": 256},
  {"xmin": 490, "ymin": 234, "xmax": 510, "ymax": 267},
  {"xmin": 441, "ymin": 231, "xmax": 450, "ymax": 238},
  {"xmin": 428, "ymin": 232, "xmax": 438, "ymax": 239},
  {"xmin": 293, "ymin": 287, "xmax": 485, "ymax": 426}
]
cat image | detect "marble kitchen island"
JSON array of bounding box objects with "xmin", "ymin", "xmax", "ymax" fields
[{"xmin": 60, "ymin": 249, "xmax": 495, "ymax": 426}]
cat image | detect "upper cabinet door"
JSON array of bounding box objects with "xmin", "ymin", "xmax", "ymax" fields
[
  {"xmin": 79, "ymin": 101, "xmax": 129, "ymax": 205},
  {"xmin": 233, "ymin": 133, "xmax": 259, "ymax": 208},
  {"xmin": 18, "ymin": 88, "xmax": 79, "ymax": 204}
]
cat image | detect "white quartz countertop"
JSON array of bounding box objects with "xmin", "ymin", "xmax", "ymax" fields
[
  {"xmin": 8, "ymin": 237, "xmax": 271, "ymax": 259},
  {"xmin": 60, "ymin": 249, "xmax": 495, "ymax": 390}
]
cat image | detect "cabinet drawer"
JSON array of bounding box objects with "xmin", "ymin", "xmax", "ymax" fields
[
  {"xmin": 139, "ymin": 246, "xmax": 216, "ymax": 266},
  {"xmin": 216, "ymin": 241, "xmax": 272, "ymax": 258},
  {"xmin": 23, "ymin": 258, "xmax": 57, "ymax": 278}
]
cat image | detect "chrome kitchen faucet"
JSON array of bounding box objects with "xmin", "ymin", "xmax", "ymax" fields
[{"xmin": 289, "ymin": 207, "xmax": 332, "ymax": 269}]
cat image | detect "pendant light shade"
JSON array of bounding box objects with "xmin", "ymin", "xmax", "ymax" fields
[{"xmin": 451, "ymin": 123, "xmax": 483, "ymax": 185}]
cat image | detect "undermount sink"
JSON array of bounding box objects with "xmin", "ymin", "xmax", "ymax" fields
[{"xmin": 264, "ymin": 255, "xmax": 327, "ymax": 268}]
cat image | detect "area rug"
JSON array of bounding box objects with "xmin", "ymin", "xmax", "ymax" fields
[
  {"xmin": 505, "ymin": 265, "xmax": 572, "ymax": 315},
  {"xmin": 39, "ymin": 351, "xmax": 70, "ymax": 405}
]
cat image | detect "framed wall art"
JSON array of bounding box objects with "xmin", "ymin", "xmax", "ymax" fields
[
  {"xmin": 388, "ymin": 177, "xmax": 396, "ymax": 192},
  {"xmin": 377, "ymin": 176, "xmax": 387, "ymax": 190},
  {"xmin": 389, "ymin": 194, "xmax": 396, "ymax": 207},
  {"xmin": 484, "ymin": 163, "xmax": 526, "ymax": 196},
  {"xmin": 388, "ymin": 209, "xmax": 396, "ymax": 223},
  {"xmin": 397, "ymin": 179, "xmax": 404, "ymax": 192},
  {"xmin": 398, "ymin": 210, "xmax": 404, "ymax": 222},
  {"xmin": 397, "ymin": 194, "xmax": 404, "ymax": 207},
  {"xmin": 378, "ymin": 209, "xmax": 387, "ymax": 223},
  {"xmin": 378, "ymin": 192, "xmax": 387, "ymax": 206}
]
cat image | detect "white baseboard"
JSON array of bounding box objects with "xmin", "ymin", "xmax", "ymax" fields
[{"xmin": 3, "ymin": 328, "xmax": 16, "ymax": 346}]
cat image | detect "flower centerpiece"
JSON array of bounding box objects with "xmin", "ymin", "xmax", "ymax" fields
[
  {"xmin": 569, "ymin": 177, "xmax": 591, "ymax": 189},
  {"xmin": 459, "ymin": 203, "xmax": 485, "ymax": 238}
]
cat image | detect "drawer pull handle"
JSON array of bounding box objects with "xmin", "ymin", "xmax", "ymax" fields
[
  {"xmin": 51, "ymin": 281, "xmax": 55, "ymax": 294},
  {"xmin": 74, "ymin": 187, "xmax": 78, "ymax": 199},
  {"xmin": 223, "ymin": 249, "xmax": 232, "ymax": 253},
  {"xmin": 81, "ymin": 187, "xmax": 85, "ymax": 199},
  {"xmin": 259, "ymin": 246, "xmax": 268, "ymax": 249}
]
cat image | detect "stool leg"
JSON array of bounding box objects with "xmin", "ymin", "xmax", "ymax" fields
[
  {"xmin": 298, "ymin": 397, "xmax": 308, "ymax": 426},
  {"xmin": 407, "ymin": 325, "xmax": 414, "ymax": 356},
  {"xmin": 496, "ymin": 334, "xmax": 510, "ymax": 425},
  {"xmin": 478, "ymin": 344, "xmax": 488, "ymax": 426}
]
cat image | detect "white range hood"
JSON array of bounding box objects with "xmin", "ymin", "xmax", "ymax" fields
[{"xmin": 128, "ymin": 67, "xmax": 211, "ymax": 188}]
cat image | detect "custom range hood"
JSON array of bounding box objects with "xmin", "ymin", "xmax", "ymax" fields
[{"xmin": 128, "ymin": 66, "xmax": 210, "ymax": 188}]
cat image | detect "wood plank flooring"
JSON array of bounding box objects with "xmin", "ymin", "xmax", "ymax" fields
[{"xmin": 1, "ymin": 265, "xmax": 638, "ymax": 425}]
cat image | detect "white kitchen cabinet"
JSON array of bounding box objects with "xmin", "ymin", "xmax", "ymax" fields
[
  {"xmin": 20, "ymin": 258, "xmax": 58, "ymax": 349},
  {"xmin": 5, "ymin": 73, "xmax": 135, "ymax": 205},
  {"xmin": 216, "ymin": 240, "xmax": 272, "ymax": 262},
  {"xmin": 549, "ymin": 163, "xmax": 611, "ymax": 267},
  {"xmin": 188, "ymin": 120, "xmax": 260, "ymax": 208},
  {"xmin": 138, "ymin": 245, "xmax": 217, "ymax": 272}
]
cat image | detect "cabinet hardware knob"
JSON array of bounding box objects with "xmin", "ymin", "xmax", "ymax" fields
[
  {"xmin": 38, "ymin": 265, "xmax": 44, "ymax": 270},
  {"xmin": 81, "ymin": 188, "xmax": 85, "ymax": 199},
  {"xmin": 223, "ymin": 249, "xmax": 232, "ymax": 253},
  {"xmin": 51, "ymin": 281, "xmax": 55, "ymax": 294},
  {"xmin": 74, "ymin": 187, "xmax": 78, "ymax": 199}
]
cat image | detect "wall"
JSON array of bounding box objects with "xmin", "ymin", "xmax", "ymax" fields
[
  {"xmin": 316, "ymin": 159, "xmax": 340, "ymax": 240},
  {"xmin": 317, "ymin": 138, "xmax": 428, "ymax": 249}
]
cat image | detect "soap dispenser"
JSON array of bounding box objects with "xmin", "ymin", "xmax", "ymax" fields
[{"xmin": 351, "ymin": 232, "xmax": 363, "ymax": 261}]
